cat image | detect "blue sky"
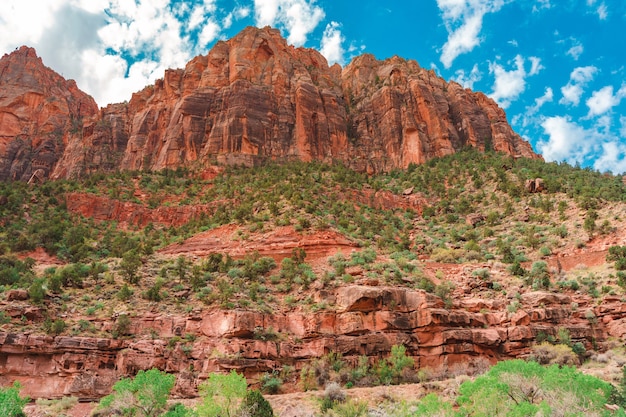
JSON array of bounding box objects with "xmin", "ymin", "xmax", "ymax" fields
[{"xmin": 1, "ymin": 0, "xmax": 625, "ymax": 173}]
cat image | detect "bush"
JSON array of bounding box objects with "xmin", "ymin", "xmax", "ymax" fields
[
  {"xmin": 239, "ymin": 390, "xmax": 274, "ymax": 417},
  {"xmin": 530, "ymin": 342, "xmax": 579, "ymax": 366},
  {"xmin": 260, "ymin": 373, "xmax": 282, "ymax": 394},
  {"xmin": 0, "ymin": 382, "xmax": 28, "ymax": 417},
  {"xmin": 197, "ymin": 370, "xmax": 247, "ymax": 417},
  {"xmin": 321, "ymin": 382, "xmax": 345, "ymax": 412},
  {"xmin": 457, "ymin": 359, "xmax": 615, "ymax": 416},
  {"xmin": 97, "ymin": 369, "xmax": 175, "ymax": 417},
  {"xmin": 112, "ymin": 314, "xmax": 131, "ymax": 338}
]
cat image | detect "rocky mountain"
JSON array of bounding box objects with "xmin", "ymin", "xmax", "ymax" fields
[
  {"xmin": 0, "ymin": 26, "xmax": 538, "ymax": 181},
  {"xmin": 0, "ymin": 46, "xmax": 98, "ymax": 181}
]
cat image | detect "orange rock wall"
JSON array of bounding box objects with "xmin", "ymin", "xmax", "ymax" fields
[
  {"xmin": 0, "ymin": 286, "xmax": 617, "ymax": 399},
  {"xmin": 0, "ymin": 27, "xmax": 539, "ymax": 181}
]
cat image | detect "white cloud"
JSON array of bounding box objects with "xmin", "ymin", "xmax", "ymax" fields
[
  {"xmin": 199, "ymin": 19, "xmax": 221, "ymax": 47},
  {"xmin": 253, "ymin": 0, "xmax": 325, "ymax": 46},
  {"xmin": 489, "ymin": 55, "xmax": 541, "ymax": 108},
  {"xmin": 437, "ymin": 0, "xmax": 506, "ymax": 68},
  {"xmin": 529, "ymin": 57, "xmax": 544, "ymax": 76},
  {"xmin": 537, "ymin": 116, "xmax": 594, "ymax": 164},
  {"xmin": 559, "ymin": 65, "xmax": 598, "ymax": 106},
  {"xmin": 537, "ymin": 114, "xmax": 626, "ymax": 173},
  {"xmin": 596, "ymin": 3, "xmax": 608, "ymax": 19},
  {"xmin": 532, "ymin": 87, "xmax": 554, "ymax": 111},
  {"xmin": 587, "ymin": 0, "xmax": 608, "ymax": 19},
  {"xmin": 514, "ymin": 87, "xmax": 553, "ymax": 129},
  {"xmin": 621, "ymin": 116, "xmax": 626, "ymax": 138},
  {"xmin": 319, "ymin": 21, "xmax": 345, "ymax": 66},
  {"xmin": 586, "ymin": 85, "xmax": 626, "ymax": 117},
  {"xmin": 234, "ymin": 6, "xmax": 251, "ymax": 19},
  {"xmin": 567, "ymin": 44, "xmax": 584, "ymax": 60},
  {"xmin": 532, "ymin": 0, "xmax": 551, "ymax": 12},
  {"xmin": 594, "ymin": 142, "xmax": 626, "ymax": 174},
  {"xmin": 453, "ymin": 64, "xmax": 482, "ymax": 89}
]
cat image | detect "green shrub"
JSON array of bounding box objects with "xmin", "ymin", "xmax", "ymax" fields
[
  {"xmin": 44, "ymin": 318, "xmax": 67, "ymax": 336},
  {"xmin": 239, "ymin": 390, "xmax": 274, "ymax": 417},
  {"xmin": 97, "ymin": 368, "xmax": 175, "ymax": 417},
  {"xmin": 457, "ymin": 360, "xmax": 615, "ymax": 416},
  {"xmin": 117, "ymin": 284, "xmax": 134, "ymax": 301},
  {"xmin": 260, "ymin": 373, "xmax": 282, "ymax": 394},
  {"xmin": 197, "ymin": 370, "xmax": 247, "ymax": 417},
  {"xmin": 413, "ymin": 393, "xmax": 454, "ymax": 417},
  {"xmin": 0, "ymin": 382, "xmax": 28, "ymax": 417},
  {"xmin": 112, "ymin": 314, "xmax": 131, "ymax": 338}
]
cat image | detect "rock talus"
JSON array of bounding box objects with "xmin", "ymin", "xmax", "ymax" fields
[{"xmin": 0, "ymin": 27, "xmax": 539, "ymax": 181}]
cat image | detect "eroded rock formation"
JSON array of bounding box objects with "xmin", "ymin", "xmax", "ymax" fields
[
  {"xmin": 0, "ymin": 27, "xmax": 539, "ymax": 181},
  {"xmin": 0, "ymin": 46, "xmax": 98, "ymax": 181},
  {"xmin": 0, "ymin": 286, "xmax": 615, "ymax": 399}
]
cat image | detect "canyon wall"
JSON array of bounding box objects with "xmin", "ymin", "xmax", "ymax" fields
[
  {"xmin": 0, "ymin": 26, "xmax": 539, "ymax": 181},
  {"xmin": 1, "ymin": 285, "xmax": 620, "ymax": 399}
]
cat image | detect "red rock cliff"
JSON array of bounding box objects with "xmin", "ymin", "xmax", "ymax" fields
[
  {"xmin": 0, "ymin": 46, "xmax": 98, "ymax": 181},
  {"xmin": 0, "ymin": 27, "xmax": 539, "ymax": 181}
]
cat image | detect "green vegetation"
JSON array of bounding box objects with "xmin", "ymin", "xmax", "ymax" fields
[
  {"xmin": 0, "ymin": 382, "xmax": 28, "ymax": 417},
  {"xmin": 3, "ymin": 149, "xmax": 626, "ymax": 414},
  {"xmin": 97, "ymin": 368, "xmax": 176, "ymax": 416}
]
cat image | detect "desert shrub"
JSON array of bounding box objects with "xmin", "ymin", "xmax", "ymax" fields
[
  {"xmin": 117, "ymin": 283, "xmax": 134, "ymax": 301},
  {"xmin": 0, "ymin": 256, "xmax": 34, "ymax": 286},
  {"xmin": 35, "ymin": 396, "xmax": 78, "ymax": 415},
  {"xmin": 28, "ymin": 279, "xmax": 46, "ymax": 303},
  {"xmin": 120, "ymin": 250, "xmax": 142, "ymax": 284},
  {"xmin": 472, "ymin": 268, "xmax": 490, "ymax": 280},
  {"xmin": 97, "ymin": 369, "xmax": 175, "ymax": 417},
  {"xmin": 259, "ymin": 372, "xmax": 282, "ymax": 394},
  {"xmin": 197, "ymin": 370, "xmax": 247, "ymax": 417},
  {"xmin": 238, "ymin": 390, "xmax": 274, "ymax": 417},
  {"xmin": 320, "ymin": 382, "xmax": 346, "ymax": 412},
  {"xmin": 329, "ymin": 399, "xmax": 368, "ymax": 417},
  {"xmin": 608, "ymin": 246, "xmax": 626, "ymax": 271},
  {"xmin": 413, "ymin": 393, "xmax": 454, "ymax": 417},
  {"xmin": 457, "ymin": 359, "xmax": 616, "ymax": 417},
  {"xmin": 530, "ymin": 342, "xmax": 579, "ymax": 366},
  {"xmin": 112, "ymin": 314, "xmax": 131, "ymax": 338},
  {"xmin": 0, "ymin": 382, "xmax": 28, "ymax": 417},
  {"xmin": 162, "ymin": 403, "xmax": 195, "ymax": 417},
  {"xmin": 44, "ymin": 318, "xmax": 67, "ymax": 336},
  {"xmin": 430, "ymin": 248, "xmax": 464, "ymax": 263},
  {"xmin": 374, "ymin": 344, "xmax": 415, "ymax": 385},
  {"xmin": 144, "ymin": 278, "xmax": 165, "ymax": 302},
  {"xmin": 528, "ymin": 261, "xmax": 550, "ymax": 289}
]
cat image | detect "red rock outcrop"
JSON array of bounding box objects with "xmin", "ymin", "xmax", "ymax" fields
[
  {"xmin": 0, "ymin": 286, "xmax": 616, "ymax": 399},
  {"xmin": 0, "ymin": 27, "xmax": 539, "ymax": 181},
  {"xmin": 65, "ymin": 192, "xmax": 229, "ymax": 228},
  {"xmin": 0, "ymin": 46, "xmax": 98, "ymax": 181},
  {"xmin": 159, "ymin": 224, "xmax": 358, "ymax": 261}
]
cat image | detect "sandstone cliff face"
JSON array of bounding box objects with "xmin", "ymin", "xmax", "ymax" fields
[
  {"xmin": 0, "ymin": 46, "xmax": 98, "ymax": 181},
  {"xmin": 0, "ymin": 27, "xmax": 539, "ymax": 181},
  {"xmin": 0, "ymin": 286, "xmax": 617, "ymax": 399}
]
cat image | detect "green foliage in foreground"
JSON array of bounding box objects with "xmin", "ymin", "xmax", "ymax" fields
[
  {"xmin": 0, "ymin": 382, "xmax": 29, "ymax": 417},
  {"xmin": 94, "ymin": 369, "xmax": 274, "ymax": 417},
  {"xmin": 197, "ymin": 370, "xmax": 248, "ymax": 417},
  {"xmin": 411, "ymin": 360, "xmax": 625, "ymax": 417},
  {"xmin": 97, "ymin": 368, "xmax": 176, "ymax": 416}
]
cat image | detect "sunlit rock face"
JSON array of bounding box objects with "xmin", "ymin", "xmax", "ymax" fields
[{"xmin": 1, "ymin": 27, "xmax": 538, "ymax": 181}]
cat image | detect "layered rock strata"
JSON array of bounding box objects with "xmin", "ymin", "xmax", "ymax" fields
[
  {"xmin": 0, "ymin": 286, "xmax": 615, "ymax": 399},
  {"xmin": 0, "ymin": 27, "xmax": 539, "ymax": 181}
]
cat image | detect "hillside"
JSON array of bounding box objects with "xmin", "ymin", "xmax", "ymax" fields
[{"xmin": 2, "ymin": 149, "xmax": 626, "ymax": 409}]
